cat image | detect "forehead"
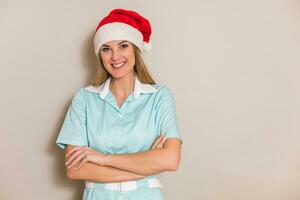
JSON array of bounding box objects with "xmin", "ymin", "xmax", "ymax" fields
[{"xmin": 102, "ymin": 40, "xmax": 129, "ymax": 46}]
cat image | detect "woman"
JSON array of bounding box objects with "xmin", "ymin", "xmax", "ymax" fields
[{"xmin": 56, "ymin": 8, "xmax": 182, "ymax": 200}]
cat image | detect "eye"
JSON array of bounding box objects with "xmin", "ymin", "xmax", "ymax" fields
[
  {"xmin": 120, "ymin": 44, "xmax": 128, "ymax": 49},
  {"xmin": 101, "ymin": 47, "xmax": 110, "ymax": 52}
]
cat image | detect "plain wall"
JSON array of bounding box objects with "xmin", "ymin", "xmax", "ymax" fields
[{"xmin": 1, "ymin": 0, "xmax": 300, "ymax": 199}]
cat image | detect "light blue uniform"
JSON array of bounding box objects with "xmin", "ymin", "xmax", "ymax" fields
[{"xmin": 56, "ymin": 75, "xmax": 182, "ymax": 200}]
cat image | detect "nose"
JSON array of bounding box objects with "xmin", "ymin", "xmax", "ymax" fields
[{"xmin": 111, "ymin": 48, "xmax": 121, "ymax": 61}]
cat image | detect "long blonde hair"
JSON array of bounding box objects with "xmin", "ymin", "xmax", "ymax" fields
[{"xmin": 90, "ymin": 44, "xmax": 156, "ymax": 86}]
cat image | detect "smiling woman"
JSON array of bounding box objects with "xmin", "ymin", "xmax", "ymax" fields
[
  {"xmin": 98, "ymin": 40, "xmax": 136, "ymax": 80},
  {"xmin": 56, "ymin": 8, "xmax": 182, "ymax": 200}
]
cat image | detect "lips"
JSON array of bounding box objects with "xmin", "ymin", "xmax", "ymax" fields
[{"xmin": 111, "ymin": 62, "xmax": 126, "ymax": 68}]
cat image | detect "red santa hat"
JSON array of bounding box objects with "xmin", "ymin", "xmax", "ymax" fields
[{"xmin": 94, "ymin": 8, "xmax": 152, "ymax": 57}]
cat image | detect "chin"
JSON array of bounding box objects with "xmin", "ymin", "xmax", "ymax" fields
[
  {"xmin": 109, "ymin": 69, "xmax": 135, "ymax": 80},
  {"xmin": 110, "ymin": 74, "xmax": 124, "ymax": 79}
]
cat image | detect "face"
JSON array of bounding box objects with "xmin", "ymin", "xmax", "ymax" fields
[{"xmin": 99, "ymin": 40, "xmax": 136, "ymax": 79}]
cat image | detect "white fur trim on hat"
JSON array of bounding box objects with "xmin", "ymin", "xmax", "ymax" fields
[
  {"xmin": 143, "ymin": 41, "xmax": 152, "ymax": 52},
  {"xmin": 94, "ymin": 22, "xmax": 144, "ymax": 57}
]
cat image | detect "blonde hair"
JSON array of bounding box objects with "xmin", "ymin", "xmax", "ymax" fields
[{"xmin": 90, "ymin": 44, "xmax": 156, "ymax": 86}]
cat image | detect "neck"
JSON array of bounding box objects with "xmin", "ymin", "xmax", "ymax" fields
[{"xmin": 110, "ymin": 72, "xmax": 136, "ymax": 97}]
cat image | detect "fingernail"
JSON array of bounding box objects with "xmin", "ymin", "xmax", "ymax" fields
[{"xmin": 65, "ymin": 162, "xmax": 68, "ymax": 165}]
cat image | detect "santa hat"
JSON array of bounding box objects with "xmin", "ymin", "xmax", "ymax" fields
[{"xmin": 94, "ymin": 8, "xmax": 152, "ymax": 57}]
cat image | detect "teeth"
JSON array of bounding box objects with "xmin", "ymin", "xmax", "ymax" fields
[{"xmin": 112, "ymin": 62, "xmax": 125, "ymax": 68}]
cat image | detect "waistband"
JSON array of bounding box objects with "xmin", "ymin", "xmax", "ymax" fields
[{"xmin": 85, "ymin": 177, "xmax": 162, "ymax": 192}]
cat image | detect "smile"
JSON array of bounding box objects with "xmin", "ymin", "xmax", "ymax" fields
[{"xmin": 111, "ymin": 62, "xmax": 126, "ymax": 68}]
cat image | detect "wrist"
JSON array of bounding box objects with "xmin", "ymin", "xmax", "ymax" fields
[{"xmin": 102, "ymin": 154, "xmax": 113, "ymax": 166}]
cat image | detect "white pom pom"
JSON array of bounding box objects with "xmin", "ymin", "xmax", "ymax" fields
[{"xmin": 143, "ymin": 42, "xmax": 152, "ymax": 52}]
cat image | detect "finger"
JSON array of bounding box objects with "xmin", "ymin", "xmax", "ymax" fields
[
  {"xmin": 66, "ymin": 147, "xmax": 85, "ymax": 165},
  {"xmin": 154, "ymin": 134, "xmax": 165, "ymax": 148},
  {"xmin": 151, "ymin": 134, "xmax": 164, "ymax": 149},
  {"xmin": 157, "ymin": 136, "xmax": 167, "ymax": 149},
  {"xmin": 66, "ymin": 146, "xmax": 81, "ymax": 158},
  {"xmin": 75, "ymin": 157, "xmax": 88, "ymax": 170},
  {"xmin": 66, "ymin": 147, "xmax": 87, "ymax": 165},
  {"xmin": 68, "ymin": 151, "xmax": 87, "ymax": 169}
]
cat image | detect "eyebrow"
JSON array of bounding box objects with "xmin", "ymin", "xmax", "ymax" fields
[{"xmin": 102, "ymin": 41, "xmax": 128, "ymax": 47}]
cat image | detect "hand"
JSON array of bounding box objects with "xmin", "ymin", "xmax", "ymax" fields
[
  {"xmin": 65, "ymin": 146, "xmax": 107, "ymax": 170},
  {"xmin": 150, "ymin": 134, "xmax": 167, "ymax": 149}
]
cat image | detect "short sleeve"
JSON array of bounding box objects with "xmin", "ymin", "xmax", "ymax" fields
[
  {"xmin": 156, "ymin": 86, "xmax": 182, "ymax": 144},
  {"xmin": 56, "ymin": 88, "xmax": 88, "ymax": 150}
]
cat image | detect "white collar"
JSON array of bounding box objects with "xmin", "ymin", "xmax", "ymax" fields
[{"xmin": 85, "ymin": 75, "xmax": 158, "ymax": 100}]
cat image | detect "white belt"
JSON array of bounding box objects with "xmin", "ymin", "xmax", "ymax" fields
[{"xmin": 85, "ymin": 178, "xmax": 162, "ymax": 193}]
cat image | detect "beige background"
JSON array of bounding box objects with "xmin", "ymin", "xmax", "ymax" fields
[{"xmin": 1, "ymin": 0, "xmax": 300, "ymax": 199}]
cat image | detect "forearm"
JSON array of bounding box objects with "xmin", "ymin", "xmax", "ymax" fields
[
  {"xmin": 67, "ymin": 162, "xmax": 145, "ymax": 183},
  {"xmin": 105, "ymin": 147, "xmax": 180, "ymax": 176}
]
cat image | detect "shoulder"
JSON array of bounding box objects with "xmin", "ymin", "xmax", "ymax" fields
[
  {"xmin": 151, "ymin": 84, "xmax": 176, "ymax": 107},
  {"xmin": 74, "ymin": 85, "xmax": 100, "ymax": 98},
  {"xmin": 70, "ymin": 87, "xmax": 90, "ymax": 106},
  {"xmin": 83, "ymin": 85, "xmax": 102, "ymax": 94},
  {"xmin": 152, "ymin": 83, "xmax": 175, "ymax": 98}
]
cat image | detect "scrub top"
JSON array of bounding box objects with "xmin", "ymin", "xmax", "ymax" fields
[{"xmin": 56, "ymin": 75, "xmax": 182, "ymax": 200}]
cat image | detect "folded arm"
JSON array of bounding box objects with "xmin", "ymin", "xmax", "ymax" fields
[
  {"xmin": 65, "ymin": 145, "xmax": 146, "ymax": 182},
  {"xmin": 104, "ymin": 138, "xmax": 182, "ymax": 176},
  {"xmin": 65, "ymin": 137, "xmax": 181, "ymax": 180}
]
